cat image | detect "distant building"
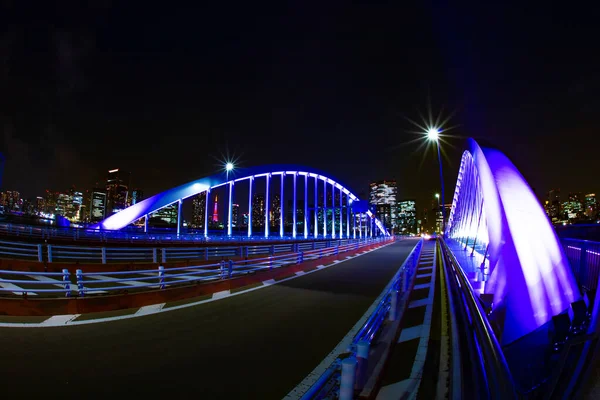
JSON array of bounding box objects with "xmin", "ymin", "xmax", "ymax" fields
[
  {"xmin": 271, "ymin": 193, "xmax": 281, "ymax": 228},
  {"xmin": 397, "ymin": 200, "xmax": 417, "ymax": 234},
  {"xmin": 232, "ymin": 203, "xmax": 240, "ymax": 228},
  {"xmin": 130, "ymin": 189, "xmax": 143, "ymax": 206},
  {"xmin": 90, "ymin": 189, "xmax": 107, "ymax": 222},
  {"xmin": 563, "ymin": 192, "xmax": 584, "ymax": 222},
  {"xmin": 34, "ymin": 197, "xmax": 45, "ymax": 214},
  {"xmin": 369, "ymin": 180, "xmax": 397, "ymax": 229},
  {"xmin": 585, "ymin": 193, "xmax": 598, "ymax": 219},
  {"xmin": 212, "ymin": 195, "xmax": 219, "ymax": 223},
  {"xmin": 252, "ymin": 193, "xmax": 265, "ymax": 227},
  {"xmin": 106, "ymin": 169, "xmax": 130, "ymax": 215},
  {"xmin": 545, "ymin": 189, "xmax": 561, "ymax": 221},
  {"xmin": 151, "ymin": 203, "xmax": 178, "ymax": 225},
  {"xmin": 191, "ymin": 192, "xmax": 206, "ymax": 228}
]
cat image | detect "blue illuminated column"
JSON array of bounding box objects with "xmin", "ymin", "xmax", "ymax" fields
[
  {"xmin": 204, "ymin": 189, "xmax": 210, "ymax": 237},
  {"xmin": 248, "ymin": 177, "xmax": 253, "ymax": 237},
  {"xmin": 359, "ymin": 213, "xmax": 362, "ymax": 238},
  {"xmin": 144, "ymin": 215, "xmax": 148, "ymax": 233},
  {"xmin": 292, "ymin": 172, "xmax": 297, "ymax": 238},
  {"xmin": 323, "ymin": 178, "xmax": 327, "ymax": 237},
  {"xmin": 304, "ymin": 174, "xmax": 308, "ymax": 239},
  {"xmin": 339, "ymin": 187, "xmax": 343, "ymax": 238},
  {"xmin": 353, "ymin": 209, "xmax": 356, "ymax": 239},
  {"xmin": 331, "ymin": 181, "xmax": 336, "ymax": 239},
  {"xmin": 227, "ymin": 181, "xmax": 234, "ymax": 237},
  {"xmin": 265, "ymin": 173, "xmax": 270, "ymax": 238},
  {"xmin": 347, "ymin": 197, "xmax": 350, "ymax": 239},
  {"xmin": 280, "ymin": 173, "xmax": 285, "ymax": 238},
  {"xmin": 177, "ymin": 199, "xmax": 182, "ymax": 236},
  {"xmin": 314, "ymin": 176, "xmax": 318, "ymax": 238}
]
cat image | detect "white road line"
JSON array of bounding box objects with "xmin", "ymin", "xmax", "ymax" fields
[
  {"xmin": 39, "ymin": 314, "xmax": 80, "ymax": 326},
  {"xmin": 0, "ymin": 282, "xmax": 38, "ymax": 296},
  {"xmin": 262, "ymin": 279, "xmax": 276, "ymax": 286},
  {"xmin": 295, "ymin": 271, "xmax": 306, "ymax": 276},
  {"xmin": 135, "ymin": 303, "xmax": 165, "ymax": 315},
  {"xmin": 212, "ymin": 290, "xmax": 231, "ymax": 299}
]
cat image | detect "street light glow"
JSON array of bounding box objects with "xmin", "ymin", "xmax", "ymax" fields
[
  {"xmin": 225, "ymin": 162, "xmax": 234, "ymax": 172},
  {"xmin": 427, "ymin": 127, "xmax": 440, "ymax": 142},
  {"xmin": 435, "ymin": 193, "xmax": 440, "ymax": 198}
]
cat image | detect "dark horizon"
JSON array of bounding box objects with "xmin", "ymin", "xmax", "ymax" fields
[{"xmin": 2, "ymin": 3, "xmax": 599, "ymax": 210}]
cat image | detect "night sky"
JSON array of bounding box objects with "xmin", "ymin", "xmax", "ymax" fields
[{"xmin": 2, "ymin": 2, "xmax": 599, "ymax": 210}]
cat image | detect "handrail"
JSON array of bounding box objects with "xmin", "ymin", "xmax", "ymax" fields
[
  {"xmin": 440, "ymin": 238, "xmax": 519, "ymax": 399},
  {"xmin": 0, "ymin": 236, "xmax": 394, "ymax": 297}
]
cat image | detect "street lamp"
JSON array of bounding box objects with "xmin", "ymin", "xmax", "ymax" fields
[{"xmin": 427, "ymin": 127, "xmax": 445, "ymax": 233}]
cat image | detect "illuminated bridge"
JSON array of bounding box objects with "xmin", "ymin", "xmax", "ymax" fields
[
  {"xmin": 1, "ymin": 139, "xmax": 599, "ymax": 399},
  {"xmin": 93, "ymin": 165, "xmax": 390, "ymax": 239}
]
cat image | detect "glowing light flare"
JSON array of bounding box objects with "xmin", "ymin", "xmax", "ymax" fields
[
  {"xmin": 427, "ymin": 127, "xmax": 440, "ymax": 141},
  {"xmin": 225, "ymin": 162, "xmax": 234, "ymax": 171}
]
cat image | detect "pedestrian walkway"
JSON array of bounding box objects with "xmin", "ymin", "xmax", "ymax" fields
[{"xmin": 376, "ymin": 242, "xmax": 437, "ymax": 399}]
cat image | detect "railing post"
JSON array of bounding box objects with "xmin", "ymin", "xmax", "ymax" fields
[
  {"xmin": 356, "ymin": 340, "xmax": 370, "ymax": 391},
  {"xmin": 312, "ymin": 241, "xmax": 316, "ymax": 250},
  {"xmin": 220, "ymin": 260, "xmax": 225, "ymax": 279},
  {"xmin": 47, "ymin": 245, "xmax": 53, "ymax": 263},
  {"xmin": 339, "ymin": 357, "xmax": 357, "ymax": 400},
  {"xmin": 335, "ymin": 246, "xmax": 339, "ymax": 256},
  {"xmin": 152, "ymin": 248, "xmax": 158, "ymax": 263},
  {"xmin": 269, "ymin": 256, "xmax": 273, "ymax": 269},
  {"xmin": 162, "ymin": 248, "xmax": 167, "ymax": 264},
  {"xmin": 101, "ymin": 247, "xmax": 107, "ymax": 264},
  {"xmin": 297, "ymin": 251, "xmax": 304, "ymax": 264},
  {"xmin": 228, "ymin": 260, "xmax": 233, "ymax": 278},
  {"xmin": 37, "ymin": 244, "xmax": 43, "ymax": 262},
  {"xmin": 581, "ymin": 241, "xmax": 589, "ymax": 287},
  {"xmin": 389, "ymin": 289, "xmax": 399, "ymax": 321},
  {"xmin": 62, "ymin": 269, "xmax": 71, "ymax": 297},
  {"xmin": 158, "ymin": 266, "xmax": 165, "ymax": 289},
  {"xmin": 76, "ymin": 269, "xmax": 84, "ymax": 297},
  {"xmin": 270, "ymin": 245, "xmax": 275, "ymax": 256}
]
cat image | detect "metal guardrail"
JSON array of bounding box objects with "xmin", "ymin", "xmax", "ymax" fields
[
  {"xmin": 440, "ymin": 238, "xmax": 519, "ymax": 399},
  {"xmin": 562, "ymin": 238, "xmax": 600, "ymax": 294},
  {"xmin": 300, "ymin": 238, "xmax": 424, "ymax": 400},
  {"xmin": 0, "ymin": 236, "xmax": 375, "ymax": 265},
  {"xmin": 0, "ymin": 237, "xmax": 393, "ymax": 297},
  {"xmin": 0, "ymin": 221, "xmax": 394, "ymax": 244}
]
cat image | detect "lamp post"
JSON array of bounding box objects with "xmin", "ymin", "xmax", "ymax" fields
[
  {"xmin": 435, "ymin": 193, "xmax": 440, "ymax": 232},
  {"xmin": 427, "ymin": 128, "xmax": 445, "ymax": 233}
]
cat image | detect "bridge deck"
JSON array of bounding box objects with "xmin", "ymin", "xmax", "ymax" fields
[{"xmin": 0, "ymin": 240, "xmax": 417, "ymax": 399}]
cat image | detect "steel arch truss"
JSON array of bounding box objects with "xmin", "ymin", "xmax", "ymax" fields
[
  {"xmin": 446, "ymin": 139, "xmax": 580, "ymax": 345},
  {"xmin": 93, "ymin": 164, "xmax": 390, "ymax": 238}
]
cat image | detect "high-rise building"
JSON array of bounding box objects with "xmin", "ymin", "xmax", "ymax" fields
[
  {"xmin": 545, "ymin": 189, "xmax": 561, "ymax": 221},
  {"xmin": 67, "ymin": 190, "xmax": 83, "ymax": 221},
  {"xmin": 192, "ymin": 192, "xmax": 207, "ymax": 228},
  {"xmin": 106, "ymin": 169, "xmax": 130, "ymax": 215},
  {"xmin": 130, "ymin": 189, "xmax": 144, "ymax": 206},
  {"xmin": 90, "ymin": 189, "xmax": 107, "ymax": 222},
  {"xmin": 585, "ymin": 193, "xmax": 598, "ymax": 219},
  {"xmin": 369, "ymin": 180, "xmax": 397, "ymax": 229},
  {"xmin": 151, "ymin": 203, "xmax": 178, "ymax": 225},
  {"xmin": 397, "ymin": 200, "xmax": 417, "ymax": 234},
  {"xmin": 563, "ymin": 192, "xmax": 584, "ymax": 222},
  {"xmin": 271, "ymin": 193, "xmax": 281, "ymax": 227},
  {"xmin": 232, "ymin": 203, "xmax": 240, "ymax": 228},
  {"xmin": 34, "ymin": 197, "xmax": 45, "ymax": 214},
  {"xmin": 44, "ymin": 190, "xmax": 59, "ymax": 215},
  {"xmin": 252, "ymin": 193, "xmax": 265, "ymax": 227}
]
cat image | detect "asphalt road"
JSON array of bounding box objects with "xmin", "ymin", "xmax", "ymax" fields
[{"xmin": 0, "ymin": 239, "xmax": 418, "ymax": 399}]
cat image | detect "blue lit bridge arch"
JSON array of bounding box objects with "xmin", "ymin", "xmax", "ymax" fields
[
  {"xmin": 445, "ymin": 138, "xmax": 580, "ymax": 345},
  {"xmin": 93, "ymin": 165, "xmax": 389, "ymax": 239}
]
